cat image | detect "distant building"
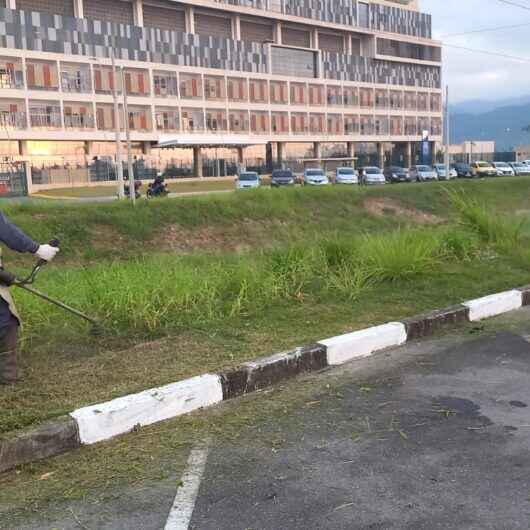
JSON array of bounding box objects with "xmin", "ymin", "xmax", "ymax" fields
[
  {"xmin": 447, "ymin": 141, "xmax": 495, "ymax": 162},
  {"xmin": 0, "ymin": 0, "xmax": 442, "ymax": 182}
]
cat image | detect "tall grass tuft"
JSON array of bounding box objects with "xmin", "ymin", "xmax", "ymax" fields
[{"xmin": 447, "ymin": 188, "xmax": 525, "ymax": 247}]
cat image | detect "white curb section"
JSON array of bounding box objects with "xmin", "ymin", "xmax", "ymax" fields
[
  {"xmin": 319, "ymin": 322, "xmax": 408, "ymax": 366},
  {"xmin": 463, "ymin": 290, "xmax": 522, "ymax": 322},
  {"xmin": 70, "ymin": 374, "xmax": 223, "ymax": 445}
]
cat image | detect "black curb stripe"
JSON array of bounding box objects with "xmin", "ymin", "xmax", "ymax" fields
[
  {"xmin": 402, "ymin": 304, "xmax": 470, "ymax": 341},
  {"xmin": 517, "ymin": 285, "xmax": 530, "ymax": 306},
  {"xmin": 219, "ymin": 344, "xmax": 328, "ymax": 401},
  {"xmin": 0, "ymin": 415, "xmax": 80, "ymax": 474}
]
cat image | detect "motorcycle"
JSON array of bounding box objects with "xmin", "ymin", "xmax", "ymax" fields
[{"xmin": 147, "ymin": 175, "xmax": 169, "ymax": 198}]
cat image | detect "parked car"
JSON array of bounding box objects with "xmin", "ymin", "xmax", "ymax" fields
[
  {"xmin": 383, "ymin": 166, "xmax": 410, "ymax": 183},
  {"xmin": 452, "ymin": 163, "xmax": 473, "ymax": 178},
  {"xmin": 335, "ymin": 167, "xmax": 359, "ymax": 185},
  {"xmin": 521, "ymin": 160, "xmax": 530, "ymax": 166},
  {"xmin": 492, "ymin": 162, "xmax": 515, "ymax": 176},
  {"xmin": 409, "ymin": 165, "xmax": 437, "ymax": 182},
  {"xmin": 304, "ymin": 168, "xmax": 329, "ymax": 186},
  {"xmin": 236, "ymin": 171, "xmax": 260, "ymax": 189},
  {"xmin": 470, "ymin": 161, "xmax": 497, "ymax": 178},
  {"xmin": 509, "ymin": 162, "xmax": 530, "ymax": 176},
  {"xmin": 360, "ymin": 167, "xmax": 386, "ymax": 185},
  {"xmin": 271, "ymin": 169, "xmax": 295, "ymax": 187},
  {"xmin": 433, "ymin": 163, "xmax": 457, "ymax": 180}
]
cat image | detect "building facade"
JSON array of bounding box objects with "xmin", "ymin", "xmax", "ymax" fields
[{"xmin": 0, "ymin": 0, "xmax": 442, "ymax": 181}]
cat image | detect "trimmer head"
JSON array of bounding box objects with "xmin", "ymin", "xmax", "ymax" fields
[{"xmin": 89, "ymin": 324, "xmax": 105, "ymax": 337}]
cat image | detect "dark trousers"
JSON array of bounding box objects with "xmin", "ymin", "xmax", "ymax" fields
[{"xmin": 0, "ymin": 300, "xmax": 18, "ymax": 384}]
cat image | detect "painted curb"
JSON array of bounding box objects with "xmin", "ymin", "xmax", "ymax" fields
[
  {"xmin": 463, "ymin": 290, "xmax": 522, "ymax": 322},
  {"xmin": 71, "ymin": 374, "xmax": 223, "ymax": 445},
  {"xmin": 0, "ymin": 416, "xmax": 79, "ymax": 473},
  {"xmin": 319, "ymin": 322, "xmax": 407, "ymax": 366},
  {"xmin": 2, "ymin": 284, "xmax": 530, "ymax": 473}
]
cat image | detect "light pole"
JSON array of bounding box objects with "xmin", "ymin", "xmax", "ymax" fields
[
  {"xmin": 110, "ymin": 50, "xmax": 125, "ymax": 199},
  {"xmin": 120, "ymin": 67, "xmax": 136, "ymax": 205},
  {"xmin": 444, "ymin": 85, "xmax": 450, "ymax": 175}
]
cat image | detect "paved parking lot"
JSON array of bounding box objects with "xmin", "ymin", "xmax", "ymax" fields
[{"xmin": 7, "ymin": 310, "xmax": 530, "ymax": 530}]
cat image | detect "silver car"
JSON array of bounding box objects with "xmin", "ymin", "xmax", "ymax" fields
[
  {"xmin": 410, "ymin": 165, "xmax": 438, "ymax": 182},
  {"xmin": 236, "ymin": 171, "xmax": 260, "ymax": 189},
  {"xmin": 361, "ymin": 167, "xmax": 386, "ymax": 185},
  {"xmin": 433, "ymin": 164, "xmax": 457, "ymax": 180},
  {"xmin": 335, "ymin": 167, "xmax": 359, "ymax": 185},
  {"xmin": 492, "ymin": 162, "xmax": 515, "ymax": 176}
]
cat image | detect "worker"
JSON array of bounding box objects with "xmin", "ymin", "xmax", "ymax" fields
[{"xmin": 0, "ymin": 212, "xmax": 59, "ymax": 385}]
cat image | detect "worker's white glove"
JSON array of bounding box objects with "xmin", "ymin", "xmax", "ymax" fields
[{"xmin": 36, "ymin": 244, "xmax": 59, "ymax": 262}]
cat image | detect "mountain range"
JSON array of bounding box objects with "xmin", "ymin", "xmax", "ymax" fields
[{"xmin": 450, "ymin": 96, "xmax": 530, "ymax": 150}]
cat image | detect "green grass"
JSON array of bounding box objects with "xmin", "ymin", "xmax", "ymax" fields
[
  {"xmin": 2, "ymin": 178, "xmax": 530, "ymax": 434},
  {"xmin": 33, "ymin": 179, "xmax": 238, "ymax": 198}
]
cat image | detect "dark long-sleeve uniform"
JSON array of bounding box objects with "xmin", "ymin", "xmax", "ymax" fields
[{"xmin": 0, "ymin": 211, "xmax": 39, "ymax": 384}]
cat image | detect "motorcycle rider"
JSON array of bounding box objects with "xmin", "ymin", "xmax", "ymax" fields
[
  {"xmin": 149, "ymin": 172, "xmax": 168, "ymax": 197},
  {"xmin": 0, "ymin": 212, "xmax": 59, "ymax": 385}
]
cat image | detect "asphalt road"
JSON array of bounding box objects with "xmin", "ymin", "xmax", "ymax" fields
[{"xmin": 6, "ymin": 312, "xmax": 530, "ymax": 530}]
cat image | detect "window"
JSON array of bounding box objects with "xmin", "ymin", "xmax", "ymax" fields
[
  {"xmin": 155, "ymin": 108, "xmax": 179, "ymax": 132},
  {"xmin": 327, "ymin": 85, "xmax": 343, "ymax": 106},
  {"xmin": 229, "ymin": 110, "xmax": 249, "ymax": 133},
  {"xmin": 64, "ymin": 103, "xmax": 94, "ymax": 130},
  {"xmin": 271, "ymin": 47, "xmax": 318, "ymax": 78},
  {"xmin": 180, "ymin": 74, "xmax": 203, "ymax": 99},
  {"xmin": 360, "ymin": 115, "xmax": 374, "ymax": 135},
  {"xmin": 359, "ymin": 88, "xmax": 374, "ymax": 109},
  {"xmin": 93, "ymin": 66, "xmax": 121, "ymax": 94},
  {"xmin": 430, "ymin": 93, "xmax": 442, "ymax": 112},
  {"xmin": 404, "ymin": 92, "xmax": 417, "ymax": 111},
  {"xmin": 228, "ymin": 78, "xmax": 249, "ymax": 102},
  {"xmin": 308, "ymin": 85, "xmax": 324, "ymax": 106},
  {"xmin": 60, "ymin": 63, "xmax": 91, "ymax": 93},
  {"xmin": 375, "ymin": 116, "xmax": 389, "ymax": 135},
  {"xmin": 309, "ymin": 113, "xmax": 325, "ymax": 134},
  {"xmin": 390, "ymin": 116, "xmax": 403, "ymax": 136},
  {"xmin": 291, "ymin": 112, "xmax": 308, "ymax": 134},
  {"xmin": 0, "ymin": 58, "xmax": 24, "ymax": 90},
  {"xmin": 123, "ymin": 69, "xmax": 150, "ymax": 96},
  {"xmin": 290, "ymin": 83, "xmax": 307, "ymax": 105},
  {"xmin": 29, "ymin": 101, "xmax": 61, "ymax": 129},
  {"xmin": 405, "ymin": 117, "xmax": 416, "ymax": 135},
  {"xmin": 344, "ymin": 114, "xmax": 359, "ymax": 135},
  {"xmin": 389, "ymin": 91, "xmax": 403, "ymax": 110},
  {"xmin": 327, "ymin": 114, "xmax": 343, "ymax": 135},
  {"xmin": 249, "ymin": 79, "xmax": 268, "ymax": 103},
  {"xmin": 153, "ymin": 72, "xmax": 178, "ymax": 98},
  {"xmin": 26, "ymin": 60, "xmax": 59, "ymax": 91},
  {"xmin": 181, "ymin": 108, "xmax": 205, "ymax": 132},
  {"xmin": 250, "ymin": 111, "xmax": 270, "ymax": 134},
  {"xmin": 204, "ymin": 76, "xmax": 226, "ymax": 101},
  {"xmin": 270, "ymin": 81, "xmax": 289, "ymax": 104},
  {"xmin": 375, "ymin": 90, "xmax": 388, "ymax": 109},
  {"xmin": 417, "ymin": 93, "xmax": 428, "ymax": 112},
  {"xmin": 206, "ymin": 109, "xmax": 228, "ymax": 132},
  {"xmin": 358, "ymin": 2, "xmax": 370, "ymax": 28},
  {"xmin": 271, "ymin": 112, "xmax": 289, "ymax": 133},
  {"xmin": 343, "ymin": 87, "xmax": 359, "ymax": 107}
]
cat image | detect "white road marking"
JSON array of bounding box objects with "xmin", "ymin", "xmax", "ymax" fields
[{"xmin": 164, "ymin": 442, "xmax": 211, "ymax": 530}]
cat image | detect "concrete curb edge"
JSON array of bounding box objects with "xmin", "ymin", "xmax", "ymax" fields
[{"xmin": 2, "ymin": 286, "xmax": 529, "ymax": 473}]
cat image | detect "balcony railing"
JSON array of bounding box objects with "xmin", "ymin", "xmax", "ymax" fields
[
  {"xmin": 61, "ymin": 74, "xmax": 92, "ymax": 94},
  {"xmin": 0, "ymin": 71, "xmax": 24, "ymax": 90},
  {"xmin": 0, "ymin": 111, "xmax": 26, "ymax": 130},
  {"xmin": 64, "ymin": 114, "xmax": 95, "ymax": 129},
  {"xmin": 30, "ymin": 112, "xmax": 62, "ymax": 129}
]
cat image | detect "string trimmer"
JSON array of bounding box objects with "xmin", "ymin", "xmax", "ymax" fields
[{"xmin": 0, "ymin": 239, "xmax": 103, "ymax": 336}]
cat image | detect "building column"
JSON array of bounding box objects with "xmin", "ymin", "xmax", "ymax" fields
[
  {"xmin": 232, "ymin": 15, "xmax": 241, "ymax": 40},
  {"xmin": 313, "ymin": 142, "xmax": 321, "ymax": 160},
  {"xmin": 236, "ymin": 146, "xmax": 244, "ymax": 166},
  {"xmin": 404, "ymin": 142, "xmax": 412, "ymax": 169},
  {"xmin": 133, "ymin": 0, "xmax": 144, "ymax": 26},
  {"xmin": 377, "ymin": 142, "xmax": 385, "ymax": 169},
  {"xmin": 346, "ymin": 34, "xmax": 353, "ymax": 55},
  {"xmin": 73, "ymin": 0, "xmax": 83, "ymax": 18},
  {"xmin": 84, "ymin": 141, "xmax": 94, "ymax": 156},
  {"xmin": 274, "ymin": 22, "xmax": 282, "ymax": 44},
  {"xmin": 19, "ymin": 140, "xmax": 28, "ymax": 156},
  {"xmin": 185, "ymin": 6, "xmax": 195, "ymax": 33},
  {"xmin": 277, "ymin": 142, "xmax": 284, "ymax": 166},
  {"xmin": 143, "ymin": 141, "xmax": 152, "ymax": 155},
  {"xmin": 347, "ymin": 142, "xmax": 355, "ymax": 165},
  {"xmin": 311, "ymin": 29, "xmax": 319, "ymax": 49},
  {"xmin": 429, "ymin": 141, "xmax": 436, "ymax": 165},
  {"xmin": 193, "ymin": 147, "xmax": 203, "ymax": 178}
]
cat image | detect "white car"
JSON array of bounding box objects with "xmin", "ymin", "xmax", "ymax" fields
[
  {"xmin": 361, "ymin": 167, "xmax": 386, "ymax": 185},
  {"xmin": 236, "ymin": 171, "xmax": 260, "ymax": 189},
  {"xmin": 433, "ymin": 163, "xmax": 457, "ymax": 180},
  {"xmin": 304, "ymin": 168, "xmax": 329, "ymax": 186},
  {"xmin": 522, "ymin": 160, "xmax": 530, "ymax": 166},
  {"xmin": 335, "ymin": 167, "xmax": 359, "ymax": 185},
  {"xmin": 492, "ymin": 162, "xmax": 515, "ymax": 176},
  {"xmin": 410, "ymin": 165, "xmax": 438, "ymax": 182}
]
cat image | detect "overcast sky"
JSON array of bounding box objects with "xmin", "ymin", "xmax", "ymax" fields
[{"xmin": 421, "ymin": 0, "xmax": 530, "ymax": 103}]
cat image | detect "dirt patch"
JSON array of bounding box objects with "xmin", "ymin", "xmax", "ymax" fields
[
  {"xmin": 90, "ymin": 224, "xmax": 128, "ymax": 251},
  {"xmin": 364, "ymin": 198, "xmax": 443, "ymax": 225}
]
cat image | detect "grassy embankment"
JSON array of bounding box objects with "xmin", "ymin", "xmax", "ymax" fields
[{"xmin": 2, "ymin": 177, "xmax": 530, "ymax": 434}]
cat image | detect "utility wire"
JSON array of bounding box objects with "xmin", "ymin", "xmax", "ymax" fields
[
  {"xmin": 442, "ymin": 42, "xmax": 530, "ymax": 63},
  {"xmin": 440, "ymin": 21, "xmax": 530, "ymax": 38},
  {"xmin": 495, "ymin": 0, "xmax": 530, "ymax": 11}
]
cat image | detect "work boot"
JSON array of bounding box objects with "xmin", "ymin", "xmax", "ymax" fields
[
  {"xmin": 0, "ymin": 349, "xmax": 18, "ymax": 385},
  {"xmin": 0, "ymin": 320, "xmax": 19, "ymax": 385}
]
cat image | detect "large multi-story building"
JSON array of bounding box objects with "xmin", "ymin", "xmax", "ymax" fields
[{"xmin": 0, "ymin": 0, "xmax": 442, "ymax": 183}]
